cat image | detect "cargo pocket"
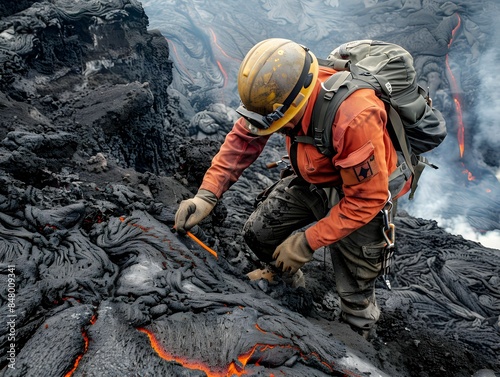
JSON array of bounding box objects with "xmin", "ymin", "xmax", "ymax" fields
[
  {"xmin": 359, "ymin": 241, "xmax": 386, "ymax": 279},
  {"xmin": 337, "ymin": 235, "xmax": 386, "ymax": 282}
]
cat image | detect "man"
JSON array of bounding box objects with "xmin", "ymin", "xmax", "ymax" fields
[{"xmin": 174, "ymin": 38, "xmax": 400, "ymax": 336}]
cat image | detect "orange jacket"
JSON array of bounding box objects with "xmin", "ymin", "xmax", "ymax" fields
[{"xmin": 200, "ymin": 66, "xmax": 398, "ymax": 250}]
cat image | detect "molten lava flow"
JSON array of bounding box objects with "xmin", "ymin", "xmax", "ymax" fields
[
  {"xmin": 64, "ymin": 330, "xmax": 89, "ymax": 377},
  {"xmin": 208, "ymin": 28, "xmax": 229, "ymax": 87},
  {"xmin": 445, "ymin": 14, "xmax": 480, "ymax": 182},
  {"xmin": 139, "ymin": 327, "xmax": 237, "ymax": 376},
  {"xmin": 139, "ymin": 327, "xmax": 335, "ymax": 376},
  {"xmin": 207, "ymin": 27, "xmax": 235, "ymax": 104},
  {"xmin": 216, "ymin": 60, "xmax": 228, "ymax": 87},
  {"xmin": 454, "ymin": 98, "xmax": 465, "ymax": 158},
  {"xmin": 255, "ymin": 324, "xmax": 277, "ymax": 335},
  {"xmin": 226, "ymin": 344, "xmax": 275, "ymax": 376},
  {"xmin": 208, "ymin": 28, "xmax": 240, "ymax": 63},
  {"xmin": 165, "ymin": 37, "xmax": 195, "ymax": 83}
]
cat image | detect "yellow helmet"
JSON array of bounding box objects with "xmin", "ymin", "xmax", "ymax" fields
[{"xmin": 236, "ymin": 38, "xmax": 319, "ymax": 135}]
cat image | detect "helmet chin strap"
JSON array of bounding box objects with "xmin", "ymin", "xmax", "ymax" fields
[{"xmin": 263, "ymin": 106, "xmax": 285, "ymax": 125}]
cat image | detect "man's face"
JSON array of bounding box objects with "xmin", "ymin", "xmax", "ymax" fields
[{"xmin": 278, "ymin": 102, "xmax": 308, "ymax": 133}]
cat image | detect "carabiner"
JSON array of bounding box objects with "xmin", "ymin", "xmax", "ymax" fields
[{"xmin": 383, "ymin": 223, "xmax": 396, "ymax": 249}]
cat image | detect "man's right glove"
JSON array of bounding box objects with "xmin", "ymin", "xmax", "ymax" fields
[
  {"xmin": 272, "ymin": 232, "xmax": 314, "ymax": 274},
  {"xmin": 174, "ymin": 189, "xmax": 217, "ymax": 234}
]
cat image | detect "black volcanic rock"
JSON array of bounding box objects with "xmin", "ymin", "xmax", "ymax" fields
[{"xmin": 0, "ymin": 0, "xmax": 188, "ymax": 178}]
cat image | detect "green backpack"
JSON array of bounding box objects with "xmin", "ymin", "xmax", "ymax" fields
[{"xmin": 293, "ymin": 40, "xmax": 447, "ymax": 199}]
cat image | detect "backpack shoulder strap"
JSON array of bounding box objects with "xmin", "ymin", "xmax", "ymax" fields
[
  {"xmin": 302, "ymin": 70, "xmax": 378, "ymax": 157},
  {"xmin": 292, "ymin": 71, "xmax": 354, "ymax": 156},
  {"xmin": 387, "ymin": 103, "xmax": 440, "ymax": 199},
  {"xmin": 317, "ymin": 57, "xmax": 349, "ymax": 71},
  {"xmin": 387, "ymin": 105, "xmax": 414, "ymax": 176}
]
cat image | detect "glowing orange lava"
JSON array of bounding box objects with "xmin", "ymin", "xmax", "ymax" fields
[
  {"xmin": 64, "ymin": 331, "xmax": 89, "ymax": 377},
  {"xmin": 165, "ymin": 37, "xmax": 195, "ymax": 83},
  {"xmin": 445, "ymin": 14, "xmax": 482, "ymax": 184},
  {"xmin": 255, "ymin": 324, "xmax": 269, "ymax": 334},
  {"xmin": 454, "ymin": 98, "xmax": 465, "ymax": 158},
  {"xmin": 208, "ymin": 28, "xmax": 240, "ymax": 63},
  {"xmin": 138, "ymin": 327, "xmax": 327, "ymax": 376},
  {"xmin": 138, "ymin": 327, "xmax": 246, "ymax": 376},
  {"xmin": 216, "ymin": 60, "xmax": 228, "ymax": 88}
]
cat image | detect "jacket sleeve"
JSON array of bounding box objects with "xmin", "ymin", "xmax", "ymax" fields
[
  {"xmin": 200, "ymin": 117, "xmax": 271, "ymax": 198},
  {"xmin": 305, "ymin": 92, "xmax": 390, "ymax": 250}
]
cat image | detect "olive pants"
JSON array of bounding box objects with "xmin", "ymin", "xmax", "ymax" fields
[{"xmin": 243, "ymin": 175, "xmax": 387, "ymax": 331}]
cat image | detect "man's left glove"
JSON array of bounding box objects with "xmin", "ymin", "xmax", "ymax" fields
[
  {"xmin": 272, "ymin": 232, "xmax": 314, "ymax": 274},
  {"xmin": 174, "ymin": 189, "xmax": 217, "ymax": 235}
]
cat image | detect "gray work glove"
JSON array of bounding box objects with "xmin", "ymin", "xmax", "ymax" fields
[
  {"xmin": 174, "ymin": 189, "xmax": 217, "ymax": 235},
  {"xmin": 272, "ymin": 232, "xmax": 314, "ymax": 274}
]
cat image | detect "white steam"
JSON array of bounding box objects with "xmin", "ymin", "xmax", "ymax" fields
[
  {"xmin": 400, "ymin": 6, "xmax": 500, "ymax": 251},
  {"xmin": 400, "ymin": 152, "xmax": 500, "ymax": 250}
]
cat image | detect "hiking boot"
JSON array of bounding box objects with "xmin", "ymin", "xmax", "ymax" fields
[
  {"xmin": 348, "ymin": 323, "xmax": 378, "ymax": 342},
  {"xmin": 247, "ymin": 267, "xmax": 276, "ymax": 283},
  {"xmin": 247, "ymin": 267, "xmax": 305, "ymax": 288}
]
